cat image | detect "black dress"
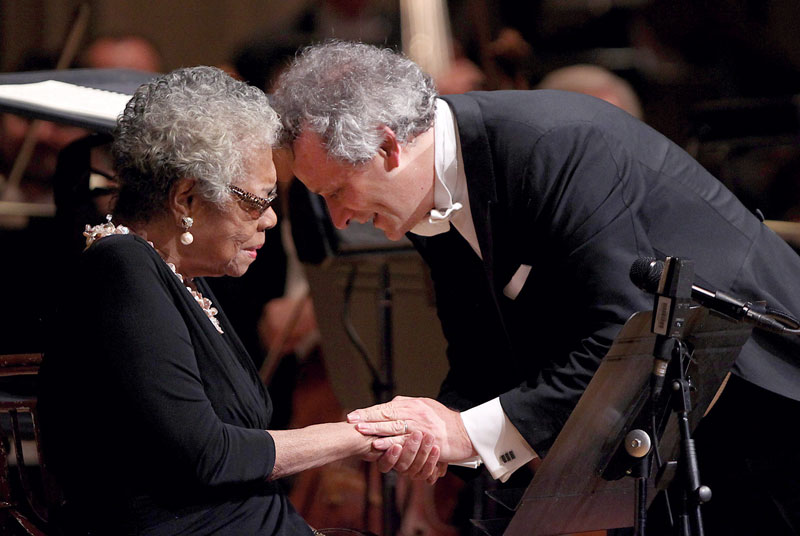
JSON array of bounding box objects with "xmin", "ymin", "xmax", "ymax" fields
[{"xmin": 39, "ymin": 234, "xmax": 312, "ymax": 535}]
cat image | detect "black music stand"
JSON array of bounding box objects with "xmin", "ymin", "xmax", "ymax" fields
[
  {"xmin": 1, "ymin": 68, "xmax": 155, "ymax": 353},
  {"xmin": 496, "ymin": 306, "xmax": 751, "ymax": 536}
]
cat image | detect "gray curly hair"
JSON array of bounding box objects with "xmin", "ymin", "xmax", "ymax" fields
[
  {"xmin": 271, "ymin": 40, "xmax": 437, "ymax": 165},
  {"xmin": 112, "ymin": 65, "xmax": 279, "ymax": 223}
]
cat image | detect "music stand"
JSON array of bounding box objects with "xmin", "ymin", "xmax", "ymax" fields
[
  {"xmin": 499, "ymin": 306, "xmax": 752, "ymax": 536},
  {"xmin": 287, "ymin": 180, "xmax": 450, "ymax": 406},
  {"xmin": 0, "ymin": 68, "xmax": 155, "ymax": 353}
]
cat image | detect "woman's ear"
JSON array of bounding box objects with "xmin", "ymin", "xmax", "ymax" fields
[
  {"xmin": 170, "ymin": 177, "xmax": 196, "ymax": 221},
  {"xmin": 379, "ymin": 126, "xmax": 401, "ymax": 171}
]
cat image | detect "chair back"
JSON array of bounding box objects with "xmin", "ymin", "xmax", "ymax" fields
[{"xmin": 0, "ymin": 353, "xmax": 54, "ymax": 536}]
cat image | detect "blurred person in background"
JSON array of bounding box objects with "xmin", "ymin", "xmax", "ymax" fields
[
  {"xmin": 78, "ymin": 34, "xmax": 164, "ymax": 72},
  {"xmin": 537, "ymin": 63, "xmax": 644, "ymax": 120}
]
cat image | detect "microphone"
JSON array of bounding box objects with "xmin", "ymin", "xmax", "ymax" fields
[
  {"xmin": 638, "ymin": 257, "xmax": 694, "ymax": 403},
  {"xmin": 630, "ymin": 257, "xmax": 790, "ymax": 334}
]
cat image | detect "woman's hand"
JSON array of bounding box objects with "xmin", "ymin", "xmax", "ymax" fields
[{"xmin": 360, "ymin": 429, "xmax": 446, "ymax": 483}]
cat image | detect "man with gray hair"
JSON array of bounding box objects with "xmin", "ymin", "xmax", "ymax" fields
[{"xmin": 271, "ymin": 40, "xmax": 800, "ymax": 533}]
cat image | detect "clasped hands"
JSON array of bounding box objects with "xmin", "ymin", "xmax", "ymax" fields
[{"xmin": 347, "ymin": 396, "xmax": 477, "ymax": 484}]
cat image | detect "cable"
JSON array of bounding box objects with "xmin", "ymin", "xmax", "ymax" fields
[{"xmin": 764, "ymin": 305, "xmax": 800, "ymax": 334}]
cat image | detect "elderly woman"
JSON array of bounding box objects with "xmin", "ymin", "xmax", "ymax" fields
[{"xmin": 38, "ymin": 66, "xmax": 434, "ymax": 535}]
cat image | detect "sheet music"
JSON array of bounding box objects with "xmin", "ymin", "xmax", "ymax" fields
[{"xmin": 0, "ymin": 79, "xmax": 131, "ymax": 123}]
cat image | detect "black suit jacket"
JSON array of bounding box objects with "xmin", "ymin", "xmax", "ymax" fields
[{"xmin": 408, "ymin": 90, "xmax": 800, "ymax": 456}]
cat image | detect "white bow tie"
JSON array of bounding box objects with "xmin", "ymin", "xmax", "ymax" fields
[{"xmin": 410, "ymin": 201, "xmax": 463, "ymax": 237}]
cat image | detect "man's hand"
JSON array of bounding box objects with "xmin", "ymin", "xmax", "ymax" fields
[{"xmin": 348, "ymin": 396, "xmax": 477, "ymax": 479}]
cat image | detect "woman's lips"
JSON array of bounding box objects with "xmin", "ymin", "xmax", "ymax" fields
[{"xmin": 244, "ymin": 243, "xmax": 262, "ymax": 258}]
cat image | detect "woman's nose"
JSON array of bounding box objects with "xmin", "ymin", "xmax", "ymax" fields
[{"xmin": 258, "ymin": 207, "xmax": 277, "ymax": 231}]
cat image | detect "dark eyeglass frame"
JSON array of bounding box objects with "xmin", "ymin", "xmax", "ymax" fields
[{"xmin": 228, "ymin": 185, "xmax": 278, "ymax": 217}]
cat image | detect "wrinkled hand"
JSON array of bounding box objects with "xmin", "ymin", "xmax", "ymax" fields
[{"xmin": 348, "ymin": 396, "xmax": 476, "ymax": 481}]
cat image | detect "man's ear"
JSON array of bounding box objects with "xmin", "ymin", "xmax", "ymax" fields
[
  {"xmin": 170, "ymin": 177, "xmax": 196, "ymax": 222},
  {"xmin": 379, "ymin": 125, "xmax": 401, "ymax": 171}
]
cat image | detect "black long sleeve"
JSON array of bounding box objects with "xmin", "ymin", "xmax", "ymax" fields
[{"xmin": 39, "ymin": 234, "xmax": 310, "ymax": 535}]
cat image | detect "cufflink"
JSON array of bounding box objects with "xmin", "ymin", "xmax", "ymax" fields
[{"xmin": 500, "ymin": 450, "xmax": 516, "ymax": 464}]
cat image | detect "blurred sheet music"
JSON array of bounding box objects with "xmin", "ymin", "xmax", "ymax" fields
[{"xmin": 0, "ymin": 80, "xmax": 130, "ymax": 123}]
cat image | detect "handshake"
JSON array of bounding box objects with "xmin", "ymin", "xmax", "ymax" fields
[{"xmin": 347, "ymin": 396, "xmax": 477, "ymax": 484}]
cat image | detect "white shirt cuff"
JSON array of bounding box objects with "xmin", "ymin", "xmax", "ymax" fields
[{"xmin": 452, "ymin": 398, "xmax": 537, "ymax": 482}]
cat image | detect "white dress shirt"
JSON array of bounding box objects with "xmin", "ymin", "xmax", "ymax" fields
[{"xmin": 409, "ymin": 99, "xmax": 538, "ymax": 482}]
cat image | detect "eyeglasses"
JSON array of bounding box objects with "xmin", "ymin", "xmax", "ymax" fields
[{"xmin": 228, "ymin": 185, "xmax": 278, "ymax": 218}]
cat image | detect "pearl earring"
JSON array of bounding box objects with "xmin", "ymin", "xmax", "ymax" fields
[{"xmin": 180, "ymin": 216, "xmax": 194, "ymax": 245}]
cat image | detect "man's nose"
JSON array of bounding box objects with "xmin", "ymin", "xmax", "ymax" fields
[{"xmin": 326, "ymin": 202, "xmax": 351, "ymax": 229}]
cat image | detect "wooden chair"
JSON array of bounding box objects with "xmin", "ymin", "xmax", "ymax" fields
[{"xmin": 0, "ymin": 353, "xmax": 53, "ymax": 536}]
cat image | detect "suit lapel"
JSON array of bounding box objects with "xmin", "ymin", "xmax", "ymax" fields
[
  {"xmin": 440, "ymin": 94, "xmax": 498, "ymax": 288},
  {"xmin": 442, "ymin": 95, "xmax": 525, "ymax": 352}
]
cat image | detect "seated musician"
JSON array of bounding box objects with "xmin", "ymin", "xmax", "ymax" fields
[{"xmin": 38, "ymin": 66, "xmax": 437, "ymax": 535}]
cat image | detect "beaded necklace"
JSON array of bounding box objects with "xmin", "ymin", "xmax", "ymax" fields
[{"xmin": 83, "ymin": 216, "xmax": 224, "ymax": 334}]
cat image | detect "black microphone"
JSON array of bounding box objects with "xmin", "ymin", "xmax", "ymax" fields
[{"xmin": 630, "ymin": 257, "xmax": 789, "ymax": 334}]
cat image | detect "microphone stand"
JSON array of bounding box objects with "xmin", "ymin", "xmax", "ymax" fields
[
  {"xmin": 376, "ymin": 262, "xmax": 399, "ymax": 536},
  {"xmin": 640, "ymin": 257, "xmax": 710, "ymax": 536},
  {"xmin": 670, "ymin": 343, "xmax": 712, "ymax": 536},
  {"xmin": 342, "ymin": 261, "xmax": 399, "ymax": 536}
]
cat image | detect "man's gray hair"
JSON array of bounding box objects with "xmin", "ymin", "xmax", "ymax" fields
[
  {"xmin": 271, "ymin": 40, "xmax": 437, "ymax": 165},
  {"xmin": 112, "ymin": 65, "xmax": 279, "ymax": 223}
]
